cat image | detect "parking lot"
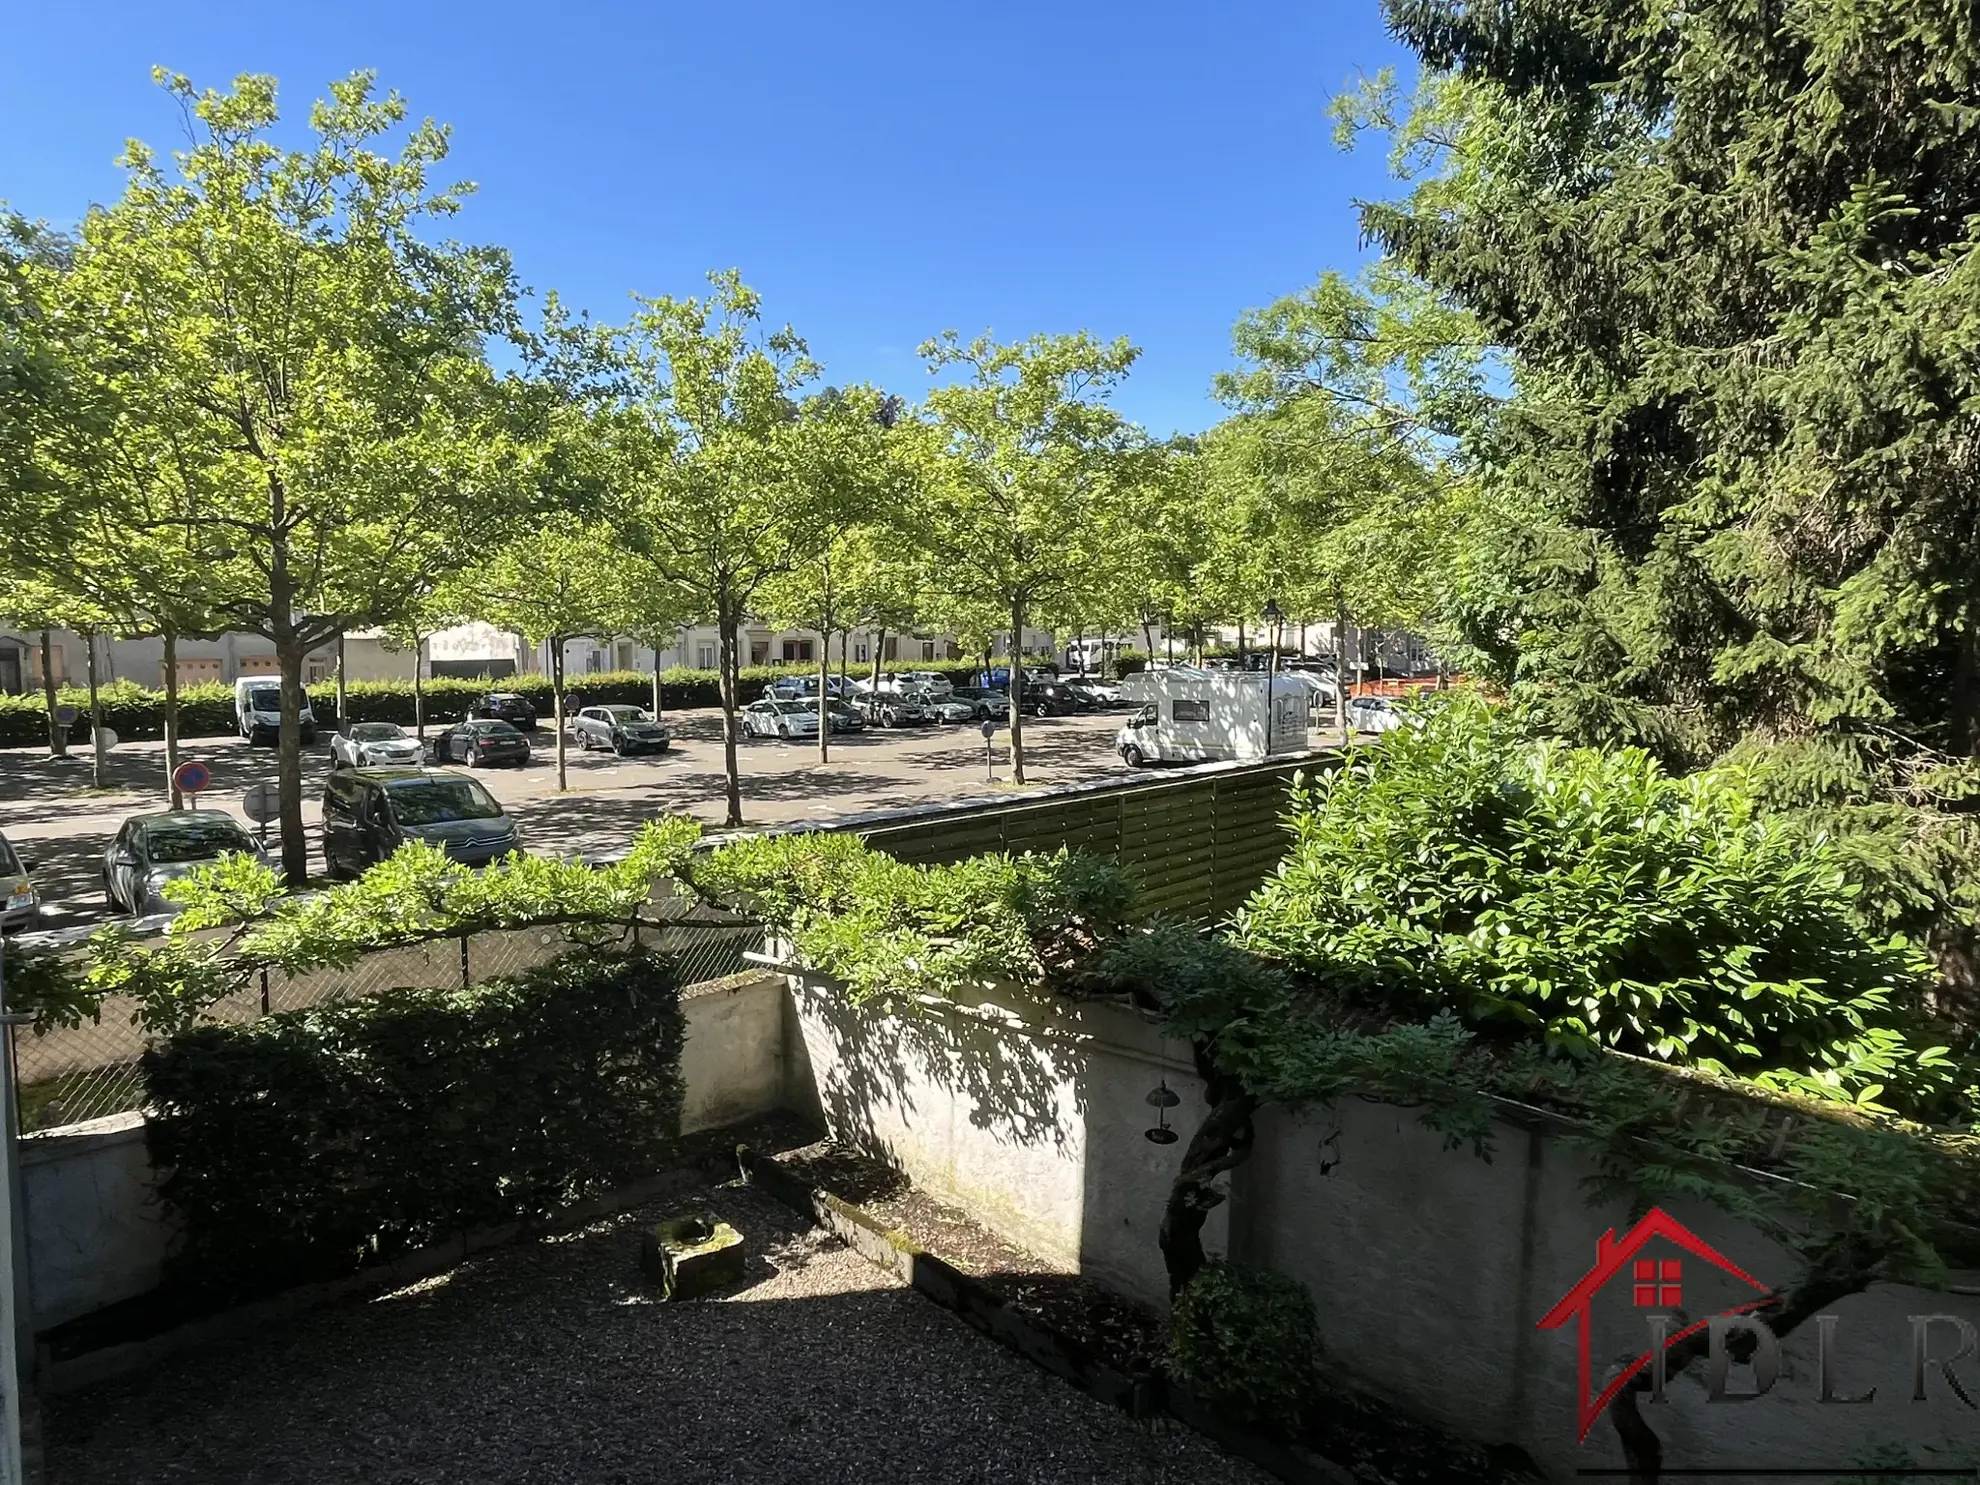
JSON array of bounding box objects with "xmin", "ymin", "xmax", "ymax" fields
[{"xmin": 0, "ymin": 707, "xmax": 1141, "ymax": 932}]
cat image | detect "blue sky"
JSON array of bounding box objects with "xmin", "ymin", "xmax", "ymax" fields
[{"xmin": 0, "ymin": 0, "xmax": 1414, "ymax": 437}]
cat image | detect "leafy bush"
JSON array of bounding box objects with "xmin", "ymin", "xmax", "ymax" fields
[
  {"xmin": 143, "ymin": 949, "xmax": 686, "ymax": 1297},
  {"xmin": 1168, "ymin": 1261, "xmax": 1318, "ymax": 1433},
  {"xmin": 689, "ymin": 832, "xmax": 1137, "ymax": 1004},
  {"xmin": 1236, "ymin": 694, "xmax": 1956, "ymax": 1114}
]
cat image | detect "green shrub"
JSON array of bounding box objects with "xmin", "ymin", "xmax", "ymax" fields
[
  {"xmin": 689, "ymin": 833, "xmax": 1137, "ymax": 1004},
  {"xmin": 143, "ymin": 949, "xmax": 686, "ymax": 1297},
  {"xmin": 1168, "ymin": 1261, "xmax": 1318, "ymax": 1433},
  {"xmin": 1236, "ymin": 694, "xmax": 1956, "ymax": 1114}
]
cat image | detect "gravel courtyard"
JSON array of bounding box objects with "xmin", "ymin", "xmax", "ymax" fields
[{"xmin": 43, "ymin": 1181, "xmax": 1266, "ymax": 1485}]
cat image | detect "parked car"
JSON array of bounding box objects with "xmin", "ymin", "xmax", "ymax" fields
[
  {"xmin": 234, "ymin": 676, "xmax": 318, "ymax": 746},
  {"xmin": 1018, "ymin": 683, "xmax": 1079, "ymax": 718},
  {"xmin": 572, "ymin": 704, "xmax": 671, "ymax": 755},
  {"xmin": 949, "ymin": 686, "xmax": 1009, "ymax": 720},
  {"xmin": 102, "ymin": 810, "xmax": 270, "ymax": 917},
  {"xmin": 430, "ymin": 718, "xmax": 533, "ymax": 767},
  {"xmin": 766, "ymin": 676, "xmax": 853, "ymax": 702},
  {"xmin": 1348, "ymin": 695, "xmax": 1407, "ymax": 733},
  {"xmin": 322, "ymin": 768, "xmax": 523, "ymax": 878},
  {"xmin": 825, "ymin": 699, "xmax": 867, "ymax": 733},
  {"xmin": 742, "ymin": 698, "xmax": 821, "ymax": 740},
  {"xmin": 896, "ymin": 670, "xmax": 955, "ymax": 699},
  {"xmin": 855, "ymin": 692, "xmax": 927, "ymax": 728},
  {"xmin": 471, "ymin": 692, "xmax": 537, "ymax": 731},
  {"xmin": 331, "ymin": 721, "xmax": 425, "ymax": 770},
  {"xmin": 0, "ymin": 832, "xmax": 40, "ymax": 935},
  {"xmin": 909, "ymin": 690, "xmax": 980, "ymax": 724},
  {"xmin": 1057, "ymin": 677, "xmax": 1121, "ymax": 710}
]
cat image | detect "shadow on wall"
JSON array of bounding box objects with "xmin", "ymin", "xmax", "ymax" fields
[{"xmin": 781, "ymin": 975, "xmax": 1217, "ymax": 1312}]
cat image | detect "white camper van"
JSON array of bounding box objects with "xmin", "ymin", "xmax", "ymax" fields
[
  {"xmin": 1114, "ymin": 667, "xmax": 1308, "ymax": 766},
  {"xmin": 235, "ymin": 676, "xmax": 318, "ymax": 746}
]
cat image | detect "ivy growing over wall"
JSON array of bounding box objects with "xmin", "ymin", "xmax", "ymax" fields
[{"xmin": 146, "ymin": 949, "xmax": 686, "ymax": 1297}]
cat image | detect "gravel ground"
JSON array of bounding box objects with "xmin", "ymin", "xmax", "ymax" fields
[{"xmin": 44, "ymin": 1182, "xmax": 1269, "ymax": 1485}]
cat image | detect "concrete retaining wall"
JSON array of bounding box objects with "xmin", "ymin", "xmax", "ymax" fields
[
  {"xmin": 782, "ymin": 978, "xmax": 1980, "ymax": 1480},
  {"xmin": 21, "ymin": 970, "xmax": 789, "ymax": 1332}
]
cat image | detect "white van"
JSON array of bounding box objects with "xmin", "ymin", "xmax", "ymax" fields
[
  {"xmin": 1115, "ymin": 668, "xmax": 1307, "ymax": 766},
  {"xmin": 235, "ymin": 676, "xmax": 318, "ymax": 746}
]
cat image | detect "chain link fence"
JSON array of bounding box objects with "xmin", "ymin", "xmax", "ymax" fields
[{"xmin": 7, "ymin": 898, "xmax": 763, "ymax": 1134}]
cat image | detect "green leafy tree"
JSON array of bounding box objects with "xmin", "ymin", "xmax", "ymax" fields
[
  {"xmin": 612, "ymin": 270, "xmax": 823, "ymax": 826},
  {"xmin": 918, "ymin": 331, "xmax": 1140, "ymax": 782},
  {"xmin": 1358, "ymin": 8, "xmax": 1980, "ymax": 982},
  {"xmin": 59, "ymin": 70, "xmax": 544, "ymax": 883},
  {"xmin": 452, "ymin": 521, "xmax": 630, "ymax": 791}
]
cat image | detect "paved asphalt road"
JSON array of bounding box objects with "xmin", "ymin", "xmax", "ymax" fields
[{"xmin": 0, "ymin": 707, "xmax": 1144, "ymax": 933}]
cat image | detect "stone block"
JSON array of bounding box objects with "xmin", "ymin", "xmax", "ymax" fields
[{"xmin": 639, "ymin": 1215, "xmax": 744, "ymax": 1300}]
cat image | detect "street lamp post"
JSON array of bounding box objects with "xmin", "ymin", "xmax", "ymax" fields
[{"xmin": 1261, "ymin": 598, "xmax": 1283, "ymax": 757}]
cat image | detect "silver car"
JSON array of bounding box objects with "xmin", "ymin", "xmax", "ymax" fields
[
  {"xmin": 102, "ymin": 810, "xmax": 271, "ymax": 918},
  {"xmin": 742, "ymin": 699, "xmax": 821, "ymax": 740},
  {"xmin": 572, "ymin": 704, "xmax": 672, "ymax": 754},
  {"xmin": 0, "ymin": 833, "xmax": 40, "ymax": 934},
  {"xmin": 910, "ymin": 690, "xmax": 979, "ymax": 724},
  {"xmin": 331, "ymin": 721, "xmax": 425, "ymax": 770}
]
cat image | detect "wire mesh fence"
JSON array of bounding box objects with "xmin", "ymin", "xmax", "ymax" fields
[{"xmin": 8, "ymin": 908, "xmax": 764, "ymax": 1134}]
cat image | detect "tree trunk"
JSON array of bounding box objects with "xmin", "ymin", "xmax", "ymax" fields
[
  {"xmin": 1236, "ymin": 620, "xmax": 1247, "ymax": 667},
  {"xmin": 1141, "ymin": 618, "xmax": 1155, "ymax": 667},
  {"xmin": 1333, "ymin": 584, "xmax": 1351, "ymax": 741},
  {"xmin": 651, "ymin": 651, "xmax": 664, "ymax": 718},
  {"xmin": 163, "ymin": 626, "xmax": 183, "ymax": 810},
  {"xmin": 1008, "ymin": 595, "xmax": 1027, "ymax": 785},
  {"xmin": 552, "ymin": 638, "xmax": 569, "ymax": 791},
  {"xmin": 837, "ymin": 629, "xmax": 851, "ymax": 694},
  {"xmin": 40, "ymin": 629, "xmax": 65, "ymax": 757},
  {"xmin": 335, "ymin": 632, "xmax": 348, "ymax": 732},
  {"xmin": 1159, "ymin": 1073, "xmax": 1260, "ymax": 1298},
  {"xmin": 718, "ymin": 598, "xmax": 744, "ymax": 828},
  {"xmin": 274, "ymin": 632, "xmax": 310, "ymax": 886},
  {"xmin": 870, "ymin": 628, "xmax": 886, "ymax": 693},
  {"xmin": 1953, "ymin": 616, "xmax": 1980, "ymax": 756},
  {"xmin": 413, "ymin": 635, "xmax": 426, "ymax": 741},
  {"xmin": 1165, "ymin": 625, "xmax": 1175, "ymax": 668},
  {"xmin": 85, "ymin": 629, "xmax": 106, "ymax": 790},
  {"xmin": 817, "ymin": 629, "xmax": 831, "ymax": 764}
]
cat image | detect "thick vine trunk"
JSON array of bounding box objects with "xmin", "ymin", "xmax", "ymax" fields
[
  {"xmin": 163, "ymin": 626, "xmax": 183, "ymax": 810},
  {"xmin": 1008, "ymin": 595, "xmax": 1027, "ymax": 785},
  {"xmin": 1160, "ymin": 1070, "xmax": 1260, "ymax": 1298},
  {"xmin": 85, "ymin": 629, "xmax": 105, "ymax": 789},
  {"xmin": 40, "ymin": 630, "xmax": 65, "ymax": 757},
  {"xmin": 1606, "ymin": 1233, "xmax": 1882, "ymax": 1483}
]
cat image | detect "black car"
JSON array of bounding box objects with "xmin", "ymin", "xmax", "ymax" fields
[
  {"xmin": 431, "ymin": 718, "xmax": 533, "ymax": 767},
  {"xmin": 322, "ymin": 768, "xmax": 523, "ymax": 877},
  {"xmin": 1018, "ymin": 683, "xmax": 1078, "ymax": 718},
  {"xmin": 825, "ymin": 699, "xmax": 867, "ymax": 733},
  {"xmin": 471, "ymin": 692, "xmax": 538, "ymax": 730}
]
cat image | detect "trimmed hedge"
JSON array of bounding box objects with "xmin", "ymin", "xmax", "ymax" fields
[
  {"xmin": 143, "ymin": 949, "xmax": 686, "ymax": 1298},
  {"xmin": 0, "ymin": 658, "xmax": 996, "ymax": 748}
]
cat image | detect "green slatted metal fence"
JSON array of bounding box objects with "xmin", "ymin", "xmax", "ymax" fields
[{"xmin": 847, "ymin": 754, "xmax": 1335, "ymax": 922}]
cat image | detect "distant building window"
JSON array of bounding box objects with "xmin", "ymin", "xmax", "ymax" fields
[
  {"xmin": 921, "ymin": 641, "xmax": 936, "ymax": 661},
  {"xmin": 854, "ymin": 644, "xmax": 869, "ymax": 663},
  {"xmin": 1172, "ymin": 698, "xmax": 1209, "ymax": 723},
  {"xmin": 782, "ymin": 639, "xmax": 814, "ymax": 663},
  {"xmin": 696, "ymin": 644, "xmax": 716, "ymax": 670},
  {"xmin": 882, "ymin": 638, "xmax": 898, "ymax": 661},
  {"xmin": 749, "ymin": 642, "xmax": 771, "ymax": 666}
]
